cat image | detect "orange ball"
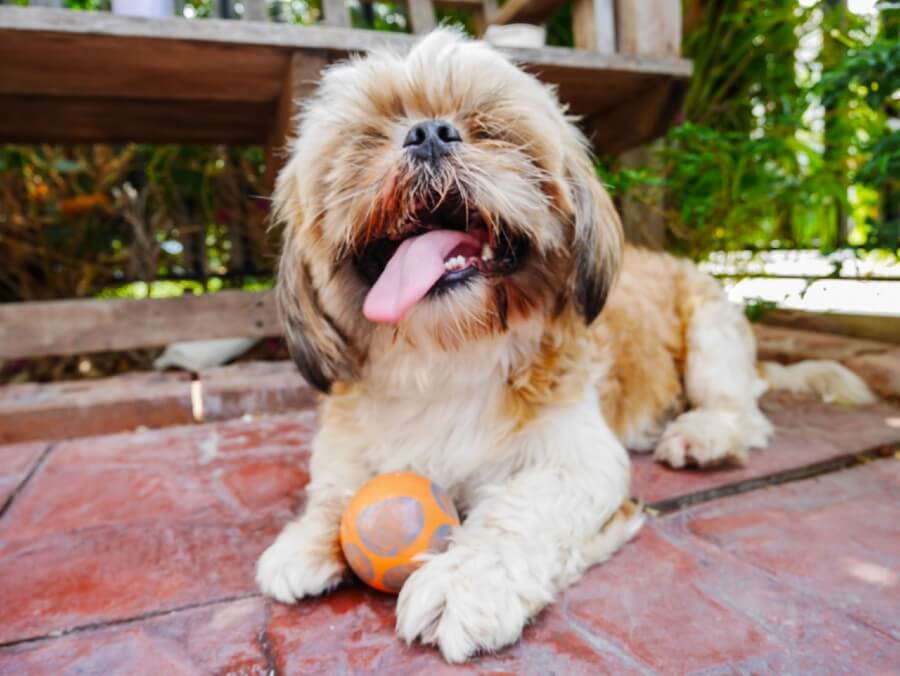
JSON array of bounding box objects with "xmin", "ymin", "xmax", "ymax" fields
[{"xmin": 339, "ymin": 472, "xmax": 460, "ymax": 593}]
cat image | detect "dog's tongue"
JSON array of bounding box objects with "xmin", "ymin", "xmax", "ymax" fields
[{"xmin": 363, "ymin": 229, "xmax": 480, "ymax": 324}]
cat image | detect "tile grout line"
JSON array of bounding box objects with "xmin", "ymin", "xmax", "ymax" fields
[
  {"xmin": 654, "ymin": 514, "xmax": 900, "ymax": 648},
  {"xmin": 0, "ymin": 592, "xmax": 263, "ymax": 650},
  {"xmin": 257, "ymin": 596, "xmax": 280, "ymax": 676},
  {"xmin": 0, "ymin": 442, "xmax": 56, "ymax": 522},
  {"xmin": 647, "ymin": 440, "xmax": 899, "ymax": 516}
]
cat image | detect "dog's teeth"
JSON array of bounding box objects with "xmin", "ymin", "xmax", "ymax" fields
[
  {"xmin": 444, "ymin": 255, "xmax": 467, "ymax": 272},
  {"xmin": 481, "ymin": 244, "xmax": 494, "ymax": 261}
]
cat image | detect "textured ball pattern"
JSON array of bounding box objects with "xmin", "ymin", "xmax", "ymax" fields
[{"xmin": 339, "ymin": 472, "xmax": 460, "ymax": 593}]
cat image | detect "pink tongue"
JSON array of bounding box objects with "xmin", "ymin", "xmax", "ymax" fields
[{"xmin": 363, "ymin": 229, "xmax": 480, "ymax": 324}]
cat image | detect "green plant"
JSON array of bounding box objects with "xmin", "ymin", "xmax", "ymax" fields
[{"xmin": 603, "ymin": 0, "xmax": 898, "ymax": 259}]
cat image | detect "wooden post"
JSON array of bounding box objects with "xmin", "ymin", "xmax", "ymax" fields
[
  {"xmin": 614, "ymin": 0, "xmax": 681, "ymax": 58},
  {"xmin": 619, "ymin": 145, "xmax": 666, "ymax": 250},
  {"xmin": 321, "ymin": 0, "xmax": 350, "ymax": 26},
  {"xmin": 573, "ymin": 0, "xmax": 615, "ymax": 53},
  {"xmin": 242, "ymin": 0, "xmax": 268, "ymax": 21},
  {"xmin": 265, "ymin": 52, "xmax": 331, "ymax": 191},
  {"xmin": 473, "ymin": 0, "xmax": 498, "ymax": 35},
  {"xmin": 406, "ymin": 0, "xmax": 436, "ymax": 33},
  {"xmin": 613, "ymin": 1, "xmax": 681, "ymax": 249}
]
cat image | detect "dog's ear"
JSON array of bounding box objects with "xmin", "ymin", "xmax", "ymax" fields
[
  {"xmin": 273, "ymin": 162, "xmax": 357, "ymax": 394},
  {"xmin": 564, "ymin": 147, "xmax": 624, "ymax": 325}
]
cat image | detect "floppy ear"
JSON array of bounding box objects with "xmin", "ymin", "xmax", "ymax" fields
[
  {"xmin": 273, "ymin": 162, "xmax": 358, "ymax": 393},
  {"xmin": 564, "ymin": 148, "xmax": 624, "ymax": 325}
]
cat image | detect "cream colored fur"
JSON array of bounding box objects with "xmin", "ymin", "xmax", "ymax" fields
[{"xmin": 256, "ymin": 29, "xmax": 875, "ymax": 663}]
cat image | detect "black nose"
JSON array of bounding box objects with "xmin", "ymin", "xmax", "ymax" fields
[{"xmin": 403, "ymin": 120, "xmax": 462, "ymax": 161}]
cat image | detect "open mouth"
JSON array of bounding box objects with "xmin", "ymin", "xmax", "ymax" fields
[{"xmin": 355, "ymin": 195, "xmax": 526, "ymax": 324}]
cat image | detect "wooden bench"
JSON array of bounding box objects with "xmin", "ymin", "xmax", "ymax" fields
[
  {"xmin": 0, "ymin": 5, "xmax": 690, "ymax": 164},
  {"xmin": 0, "ymin": 2, "xmax": 691, "ymax": 440},
  {"xmin": 0, "ymin": 290, "xmax": 322, "ymax": 444}
]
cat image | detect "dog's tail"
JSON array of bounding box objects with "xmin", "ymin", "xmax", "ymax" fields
[
  {"xmin": 758, "ymin": 360, "xmax": 876, "ymax": 405},
  {"xmin": 583, "ymin": 499, "xmax": 645, "ymax": 567}
]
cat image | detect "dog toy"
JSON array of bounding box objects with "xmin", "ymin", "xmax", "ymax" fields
[{"xmin": 339, "ymin": 472, "xmax": 460, "ymax": 593}]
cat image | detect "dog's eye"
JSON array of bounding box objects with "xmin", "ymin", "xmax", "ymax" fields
[
  {"xmin": 360, "ymin": 127, "xmax": 389, "ymax": 143},
  {"xmin": 469, "ymin": 121, "xmax": 502, "ymax": 142}
]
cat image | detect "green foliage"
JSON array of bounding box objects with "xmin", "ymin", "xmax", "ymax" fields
[
  {"xmin": 605, "ymin": 0, "xmax": 899, "ymax": 259},
  {"xmin": 743, "ymin": 297, "xmax": 778, "ymax": 322},
  {"xmin": 0, "ymin": 144, "xmax": 273, "ymax": 303},
  {"xmin": 63, "ymin": 0, "xmax": 109, "ymax": 10}
]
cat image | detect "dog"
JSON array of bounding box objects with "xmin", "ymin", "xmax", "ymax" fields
[{"xmin": 256, "ymin": 29, "xmax": 875, "ymax": 662}]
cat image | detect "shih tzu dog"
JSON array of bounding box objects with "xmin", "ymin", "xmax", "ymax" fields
[{"xmin": 257, "ymin": 29, "xmax": 874, "ymax": 662}]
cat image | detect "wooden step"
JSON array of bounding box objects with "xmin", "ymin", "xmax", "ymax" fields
[{"xmin": 0, "ymin": 7, "xmax": 690, "ymax": 154}]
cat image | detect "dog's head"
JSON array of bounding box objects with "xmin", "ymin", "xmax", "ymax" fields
[{"xmin": 274, "ymin": 29, "xmax": 623, "ymax": 392}]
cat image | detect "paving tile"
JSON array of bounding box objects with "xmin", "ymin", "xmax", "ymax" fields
[
  {"xmin": 0, "ymin": 413, "xmax": 314, "ymax": 544},
  {"xmin": 0, "ymin": 519, "xmax": 276, "ymax": 645},
  {"xmin": 0, "ymin": 391, "xmax": 897, "ymax": 671},
  {"xmin": 264, "ymin": 458, "xmax": 900, "ymax": 676},
  {"xmin": 632, "ymin": 392, "xmax": 900, "ymax": 505},
  {"xmin": 44, "ymin": 410, "xmax": 317, "ymax": 469},
  {"xmin": 0, "ymin": 441, "xmax": 47, "ymax": 507},
  {"xmin": 266, "ymin": 585, "xmax": 643, "ymax": 675},
  {"xmin": 0, "ymin": 414, "xmax": 315, "ymax": 644},
  {"xmin": 661, "ymin": 459, "xmax": 900, "ymax": 643},
  {"xmin": 0, "ymin": 597, "xmax": 269, "ymax": 676},
  {"xmin": 564, "ymin": 527, "xmax": 781, "ymax": 674}
]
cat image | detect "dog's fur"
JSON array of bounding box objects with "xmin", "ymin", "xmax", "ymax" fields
[{"xmin": 257, "ymin": 29, "xmax": 875, "ymax": 662}]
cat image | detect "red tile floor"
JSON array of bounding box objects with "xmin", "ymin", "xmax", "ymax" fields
[{"xmin": 0, "ymin": 392, "xmax": 898, "ymax": 674}]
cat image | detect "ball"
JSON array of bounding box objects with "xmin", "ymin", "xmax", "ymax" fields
[{"xmin": 339, "ymin": 472, "xmax": 460, "ymax": 593}]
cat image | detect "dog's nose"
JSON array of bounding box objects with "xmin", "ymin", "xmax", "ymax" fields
[{"xmin": 403, "ymin": 120, "xmax": 462, "ymax": 161}]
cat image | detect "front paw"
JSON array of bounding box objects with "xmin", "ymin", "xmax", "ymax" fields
[
  {"xmin": 396, "ymin": 547, "xmax": 531, "ymax": 663},
  {"xmin": 256, "ymin": 523, "xmax": 346, "ymax": 604},
  {"xmin": 654, "ymin": 409, "xmax": 750, "ymax": 468}
]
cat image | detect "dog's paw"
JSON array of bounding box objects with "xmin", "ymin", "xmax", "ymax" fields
[
  {"xmin": 396, "ymin": 547, "xmax": 530, "ymax": 663},
  {"xmin": 654, "ymin": 409, "xmax": 770, "ymax": 469},
  {"xmin": 256, "ymin": 523, "xmax": 346, "ymax": 604}
]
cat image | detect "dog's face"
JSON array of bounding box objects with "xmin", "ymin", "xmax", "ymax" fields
[{"xmin": 274, "ymin": 29, "xmax": 622, "ymax": 392}]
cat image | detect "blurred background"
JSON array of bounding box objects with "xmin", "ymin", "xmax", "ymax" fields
[{"xmin": 1, "ymin": 0, "xmax": 897, "ymax": 383}]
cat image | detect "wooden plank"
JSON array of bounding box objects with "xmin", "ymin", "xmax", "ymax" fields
[
  {"xmin": 321, "ymin": 0, "xmax": 350, "ymax": 27},
  {"xmin": 759, "ymin": 310, "xmax": 900, "ymax": 346},
  {"xmin": 615, "ymin": 0, "xmax": 681, "ymax": 58},
  {"xmin": 0, "ymin": 372, "xmax": 194, "ymax": 444},
  {"xmin": 0, "ymin": 28, "xmax": 290, "ymax": 104},
  {"xmin": 573, "ymin": 0, "xmax": 615, "ymax": 53},
  {"xmin": 0, "ymin": 95, "xmax": 273, "ymax": 145},
  {"xmin": 585, "ymin": 75, "xmax": 685, "ymax": 155},
  {"xmin": 0, "ymin": 8, "xmax": 690, "ymax": 84},
  {"xmin": 407, "ymin": 0, "xmax": 436, "ymax": 33},
  {"xmin": 490, "ymin": 0, "xmax": 564, "ymax": 26},
  {"xmin": 0, "ymin": 7, "xmax": 690, "ymax": 152},
  {"xmin": 0, "ymin": 291, "xmax": 280, "ymax": 360}
]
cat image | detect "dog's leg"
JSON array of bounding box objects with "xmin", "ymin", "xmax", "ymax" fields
[
  {"xmin": 396, "ymin": 405, "xmax": 635, "ymax": 662},
  {"xmin": 654, "ymin": 300, "xmax": 773, "ymax": 468},
  {"xmin": 256, "ymin": 432, "xmax": 370, "ymax": 603},
  {"xmin": 759, "ymin": 360, "xmax": 875, "ymax": 405}
]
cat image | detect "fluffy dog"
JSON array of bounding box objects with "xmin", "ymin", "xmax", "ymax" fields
[{"xmin": 257, "ymin": 29, "xmax": 874, "ymax": 661}]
